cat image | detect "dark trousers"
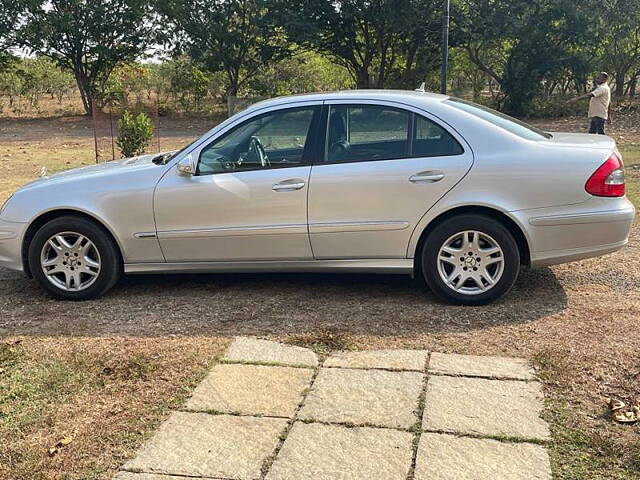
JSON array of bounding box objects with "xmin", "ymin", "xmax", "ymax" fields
[{"xmin": 589, "ymin": 116, "xmax": 606, "ymax": 135}]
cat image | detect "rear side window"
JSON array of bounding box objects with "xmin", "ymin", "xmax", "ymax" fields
[
  {"xmin": 325, "ymin": 105, "xmax": 410, "ymax": 163},
  {"xmin": 413, "ymin": 115, "xmax": 464, "ymax": 157},
  {"xmin": 445, "ymin": 98, "xmax": 551, "ymax": 140}
]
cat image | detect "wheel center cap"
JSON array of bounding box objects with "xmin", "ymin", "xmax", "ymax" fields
[
  {"xmin": 464, "ymin": 257, "xmax": 476, "ymax": 267},
  {"xmin": 68, "ymin": 257, "xmax": 78, "ymax": 268}
]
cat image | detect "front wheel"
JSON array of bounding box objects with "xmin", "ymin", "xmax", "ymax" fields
[
  {"xmin": 28, "ymin": 216, "xmax": 121, "ymax": 300},
  {"xmin": 421, "ymin": 214, "xmax": 520, "ymax": 305}
]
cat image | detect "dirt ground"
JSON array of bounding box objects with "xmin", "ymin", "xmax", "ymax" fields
[{"xmin": 1, "ymin": 111, "xmax": 639, "ymax": 479}]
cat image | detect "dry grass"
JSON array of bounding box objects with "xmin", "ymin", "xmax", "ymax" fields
[
  {"xmin": 0, "ymin": 337, "xmax": 228, "ymax": 480},
  {"xmin": 0, "ymin": 115, "xmax": 213, "ymax": 203},
  {"xmin": 0, "ymin": 110, "xmax": 639, "ymax": 479}
]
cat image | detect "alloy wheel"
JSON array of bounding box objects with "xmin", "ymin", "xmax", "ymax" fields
[
  {"xmin": 40, "ymin": 232, "xmax": 101, "ymax": 292},
  {"xmin": 437, "ymin": 230, "xmax": 505, "ymax": 295}
]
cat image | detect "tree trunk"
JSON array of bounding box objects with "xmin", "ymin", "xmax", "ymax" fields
[
  {"xmin": 72, "ymin": 68, "xmax": 93, "ymax": 116},
  {"xmin": 355, "ymin": 68, "xmax": 370, "ymax": 89},
  {"xmin": 630, "ymin": 74, "xmax": 638, "ymax": 97},
  {"xmin": 614, "ymin": 71, "xmax": 626, "ymax": 97}
]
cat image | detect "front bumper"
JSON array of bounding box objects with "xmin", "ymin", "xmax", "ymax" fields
[
  {"xmin": 515, "ymin": 197, "xmax": 636, "ymax": 267},
  {"xmin": 0, "ymin": 218, "xmax": 28, "ymax": 272}
]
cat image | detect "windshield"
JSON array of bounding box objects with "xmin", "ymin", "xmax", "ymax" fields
[{"xmin": 445, "ymin": 98, "xmax": 552, "ymax": 140}]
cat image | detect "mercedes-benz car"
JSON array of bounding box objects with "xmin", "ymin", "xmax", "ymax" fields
[{"xmin": 0, "ymin": 91, "xmax": 635, "ymax": 304}]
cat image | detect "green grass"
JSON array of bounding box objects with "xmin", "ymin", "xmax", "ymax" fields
[
  {"xmin": 0, "ymin": 344, "xmax": 94, "ymax": 433},
  {"xmin": 534, "ymin": 350, "xmax": 640, "ymax": 480},
  {"xmin": 544, "ymin": 400, "xmax": 639, "ymax": 480}
]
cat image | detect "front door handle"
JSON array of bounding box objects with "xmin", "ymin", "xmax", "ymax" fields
[
  {"xmin": 409, "ymin": 172, "xmax": 445, "ymax": 183},
  {"xmin": 272, "ymin": 180, "xmax": 305, "ymax": 191}
]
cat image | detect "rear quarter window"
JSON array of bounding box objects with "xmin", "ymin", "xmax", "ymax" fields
[{"xmin": 413, "ymin": 115, "xmax": 464, "ymax": 157}]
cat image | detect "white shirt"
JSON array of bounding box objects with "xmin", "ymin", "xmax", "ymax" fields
[{"xmin": 588, "ymin": 83, "xmax": 611, "ymax": 119}]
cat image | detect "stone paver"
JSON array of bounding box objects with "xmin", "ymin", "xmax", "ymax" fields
[
  {"xmin": 299, "ymin": 367, "xmax": 423, "ymax": 428},
  {"xmin": 185, "ymin": 363, "xmax": 313, "ymax": 417},
  {"xmin": 324, "ymin": 349, "xmax": 428, "ymax": 371},
  {"xmin": 117, "ymin": 340, "xmax": 553, "ymax": 480},
  {"xmin": 123, "ymin": 412, "xmax": 287, "ymax": 479},
  {"xmin": 114, "ymin": 474, "xmax": 194, "ymax": 480},
  {"xmin": 224, "ymin": 336, "xmax": 318, "ymax": 367},
  {"xmin": 429, "ymin": 352, "xmax": 535, "ymax": 380},
  {"xmin": 423, "ymin": 375, "xmax": 550, "ymax": 440},
  {"xmin": 414, "ymin": 433, "xmax": 551, "ymax": 480},
  {"xmin": 266, "ymin": 422, "xmax": 414, "ymax": 480}
]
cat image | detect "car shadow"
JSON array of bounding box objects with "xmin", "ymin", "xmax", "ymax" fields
[{"xmin": 0, "ymin": 265, "xmax": 568, "ymax": 337}]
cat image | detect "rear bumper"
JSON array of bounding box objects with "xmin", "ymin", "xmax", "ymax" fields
[
  {"xmin": 0, "ymin": 218, "xmax": 27, "ymax": 272},
  {"xmin": 515, "ymin": 198, "xmax": 635, "ymax": 267}
]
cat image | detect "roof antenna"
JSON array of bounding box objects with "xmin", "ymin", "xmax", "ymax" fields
[{"xmin": 415, "ymin": 82, "xmax": 425, "ymax": 92}]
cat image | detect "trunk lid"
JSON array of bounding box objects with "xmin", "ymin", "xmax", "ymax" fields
[{"xmin": 546, "ymin": 132, "xmax": 616, "ymax": 150}]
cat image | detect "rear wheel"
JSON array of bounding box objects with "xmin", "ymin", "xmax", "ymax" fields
[
  {"xmin": 421, "ymin": 214, "xmax": 520, "ymax": 305},
  {"xmin": 28, "ymin": 216, "xmax": 121, "ymax": 300}
]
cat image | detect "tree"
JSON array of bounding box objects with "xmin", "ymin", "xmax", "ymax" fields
[
  {"xmin": 595, "ymin": 0, "xmax": 640, "ymax": 96},
  {"xmin": 15, "ymin": 0, "xmax": 156, "ymax": 114},
  {"xmin": 156, "ymin": 0, "xmax": 288, "ymax": 97},
  {"xmin": 0, "ymin": 0, "xmax": 24, "ymax": 71},
  {"xmin": 247, "ymin": 51, "xmax": 352, "ymax": 97},
  {"xmin": 456, "ymin": 0, "xmax": 592, "ymax": 115},
  {"xmin": 277, "ymin": 0, "xmax": 441, "ymax": 89}
]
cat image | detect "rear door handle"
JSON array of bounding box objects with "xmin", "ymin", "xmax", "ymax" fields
[
  {"xmin": 272, "ymin": 180, "xmax": 305, "ymax": 191},
  {"xmin": 409, "ymin": 172, "xmax": 445, "ymax": 183}
]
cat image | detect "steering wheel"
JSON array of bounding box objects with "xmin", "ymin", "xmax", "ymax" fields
[{"xmin": 249, "ymin": 136, "xmax": 270, "ymax": 168}]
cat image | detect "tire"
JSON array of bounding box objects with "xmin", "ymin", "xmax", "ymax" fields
[
  {"xmin": 420, "ymin": 214, "xmax": 520, "ymax": 305},
  {"xmin": 28, "ymin": 216, "xmax": 122, "ymax": 300}
]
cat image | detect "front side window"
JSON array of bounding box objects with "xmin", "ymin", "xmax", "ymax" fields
[
  {"xmin": 413, "ymin": 115, "xmax": 464, "ymax": 157},
  {"xmin": 198, "ymin": 107, "xmax": 317, "ymax": 175},
  {"xmin": 325, "ymin": 105, "xmax": 410, "ymax": 163}
]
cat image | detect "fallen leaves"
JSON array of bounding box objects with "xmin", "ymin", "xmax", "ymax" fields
[
  {"xmin": 607, "ymin": 398, "xmax": 640, "ymax": 424},
  {"xmin": 48, "ymin": 432, "xmax": 75, "ymax": 457}
]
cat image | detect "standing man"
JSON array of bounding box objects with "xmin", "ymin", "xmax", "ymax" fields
[{"xmin": 568, "ymin": 72, "xmax": 612, "ymax": 134}]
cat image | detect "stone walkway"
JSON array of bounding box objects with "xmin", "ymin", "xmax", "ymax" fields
[{"xmin": 115, "ymin": 337, "xmax": 552, "ymax": 480}]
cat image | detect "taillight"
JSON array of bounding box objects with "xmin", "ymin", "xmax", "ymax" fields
[{"xmin": 585, "ymin": 153, "xmax": 625, "ymax": 197}]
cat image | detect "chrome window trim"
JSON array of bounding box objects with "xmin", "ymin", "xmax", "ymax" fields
[
  {"xmin": 318, "ymin": 99, "xmax": 469, "ymax": 167},
  {"xmin": 164, "ymin": 100, "xmax": 325, "ymax": 171},
  {"xmin": 193, "ymin": 104, "xmax": 321, "ymax": 177}
]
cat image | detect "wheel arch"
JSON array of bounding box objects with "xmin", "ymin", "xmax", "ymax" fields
[
  {"xmin": 411, "ymin": 205, "xmax": 531, "ymax": 273},
  {"xmin": 21, "ymin": 209, "xmax": 124, "ymax": 277}
]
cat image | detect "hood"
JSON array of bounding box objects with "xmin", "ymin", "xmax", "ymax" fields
[
  {"xmin": 546, "ymin": 132, "xmax": 616, "ymax": 150},
  {"xmin": 20, "ymin": 152, "xmax": 173, "ymax": 191}
]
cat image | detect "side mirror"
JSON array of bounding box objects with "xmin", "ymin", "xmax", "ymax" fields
[{"xmin": 176, "ymin": 155, "xmax": 196, "ymax": 176}]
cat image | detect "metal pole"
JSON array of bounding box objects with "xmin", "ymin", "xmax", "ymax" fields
[{"xmin": 440, "ymin": 0, "xmax": 450, "ymax": 94}]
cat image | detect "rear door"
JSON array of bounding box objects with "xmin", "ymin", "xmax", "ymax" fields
[{"xmin": 307, "ymin": 100, "xmax": 474, "ymax": 259}]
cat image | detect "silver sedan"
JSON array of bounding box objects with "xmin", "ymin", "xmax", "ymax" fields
[{"xmin": 0, "ymin": 91, "xmax": 635, "ymax": 304}]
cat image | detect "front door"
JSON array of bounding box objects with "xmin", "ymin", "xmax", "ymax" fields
[
  {"xmin": 154, "ymin": 104, "xmax": 321, "ymax": 262},
  {"xmin": 308, "ymin": 101, "xmax": 474, "ymax": 259}
]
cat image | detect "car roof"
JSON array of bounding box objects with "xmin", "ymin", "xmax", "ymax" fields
[{"xmin": 245, "ymin": 89, "xmax": 450, "ymax": 113}]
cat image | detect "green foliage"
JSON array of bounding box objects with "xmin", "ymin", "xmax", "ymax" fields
[
  {"xmin": 116, "ymin": 110, "xmax": 153, "ymax": 158},
  {"xmin": 0, "ymin": 56, "xmax": 75, "ymax": 113},
  {"xmin": 106, "ymin": 63, "xmax": 154, "ymax": 106},
  {"xmin": 156, "ymin": 0, "xmax": 288, "ymax": 96},
  {"xmin": 15, "ymin": 0, "xmax": 157, "ymax": 114},
  {"xmin": 247, "ymin": 51, "xmax": 352, "ymax": 97},
  {"xmin": 167, "ymin": 57, "xmax": 210, "ymax": 109},
  {"xmin": 276, "ymin": 0, "xmax": 441, "ymax": 89}
]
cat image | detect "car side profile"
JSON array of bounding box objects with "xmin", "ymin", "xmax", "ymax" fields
[{"xmin": 0, "ymin": 90, "xmax": 635, "ymax": 305}]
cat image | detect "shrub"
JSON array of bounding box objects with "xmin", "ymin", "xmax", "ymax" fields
[{"xmin": 116, "ymin": 110, "xmax": 153, "ymax": 158}]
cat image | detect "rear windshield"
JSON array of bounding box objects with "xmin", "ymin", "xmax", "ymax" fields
[{"xmin": 445, "ymin": 98, "xmax": 552, "ymax": 140}]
